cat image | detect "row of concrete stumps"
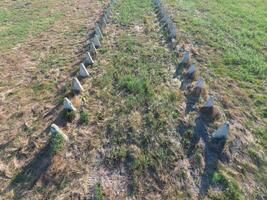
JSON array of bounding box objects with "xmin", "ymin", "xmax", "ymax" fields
[
  {"xmin": 153, "ymin": 0, "xmax": 229, "ymax": 141},
  {"xmin": 50, "ymin": 0, "xmax": 118, "ymax": 144},
  {"xmin": 153, "ymin": 0, "xmax": 231, "ymax": 198}
]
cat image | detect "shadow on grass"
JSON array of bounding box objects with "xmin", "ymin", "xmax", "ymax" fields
[
  {"xmin": 193, "ymin": 116, "xmax": 227, "ymax": 198},
  {"xmin": 1, "ymin": 141, "xmax": 53, "ymax": 199},
  {"xmin": 185, "ymin": 95, "xmax": 200, "ymax": 115},
  {"xmin": 179, "ymin": 116, "xmax": 227, "ymax": 197},
  {"xmin": 173, "ymin": 63, "xmax": 183, "ymax": 79},
  {"xmin": 0, "ymin": 101, "xmax": 70, "ymax": 199}
]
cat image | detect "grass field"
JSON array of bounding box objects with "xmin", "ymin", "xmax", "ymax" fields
[
  {"xmin": 161, "ymin": 0, "xmax": 267, "ymax": 198},
  {"xmin": 162, "ymin": 0, "xmax": 267, "ymax": 142},
  {"xmin": 0, "ymin": 0, "xmax": 106, "ymax": 199},
  {"xmin": 0, "ymin": 0, "xmax": 64, "ymax": 52},
  {"xmin": 0, "ymin": 0, "xmax": 266, "ymax": 199}
]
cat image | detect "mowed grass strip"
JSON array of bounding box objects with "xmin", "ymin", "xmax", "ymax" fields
[{"xmin": 90, "ymin": 0, "xmax": 187, "ymax": 198}]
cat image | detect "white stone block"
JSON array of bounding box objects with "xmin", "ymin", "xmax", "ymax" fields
[
  {"xmin": 50, "ymin": 124, "xmax": 69, "ymax": 142},
  {"xmin": 95, "ymin": 25, "xmax": 103, "ymax": 39},
  {"xmin": 79, "ymin": 63, "xmax": 89, "ymax": 77},
  {"xmin": 181, "ymin": 51, "xmax": 190, "ymax": 64},
  {"xmin": 92, "ymin": 35, "xmax": 101, "ymax": 48},
  {"xmin": 212, "ymin": 122, "xmax": 230, "ymax": 139},
  {"xmin": 196, "ymin": 77, "xmax": 205, "ymax": 89},
  {"xmin": 203, "ymin": 96, "xmax": 214, "ymax": 108},
  {"xmin": 63, "ymin": 97, "xmax": 77, "ymax": 111},
  {"xmin": 84, "ymin": 52, "xmax": 94, "ymax": 66},
  {"xmin": 72, "ymin": 77, "xmax": 84, "ymax": 92}
]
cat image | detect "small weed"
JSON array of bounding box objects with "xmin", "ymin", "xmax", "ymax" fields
[
  {"xmin": 168, "ymin": 91, "xmax": 178, "ymax": 102},
  {"xmin": 50, "ymin": 133, "xmax": 65, "ymax": 155},
  {"xmin": 211, "ymin": 171, "xmax": 242, "ymax": 200},
  {"xmin": 248, "ymin": 148, "xmax": 263, "ymax": 166},
  {"xmin": 172, "ymin": 110, "xmax": 179, "ymax": 119},
  {"xmin": 212, "ymin": 172, "xmax": 226, "ymax": 185},
  {"xmin": 178, "ymin": 169, "xmax": 188, "ymax": 180},
  {"xmin": 156, "ymin": 147, "xmax": 170, "ymax": 164},
  {"xmin": 253, "ymin": 126, "xmax": 267, "ymax": 153},
  {"xmin": 118, "ymin": 75, "xmax": 149, "ymax": 96},
  {"xmin": 106, "ymin": 146, "xmax": 127, "ymax": 167},
  {"xmin": 128, "ymin": 176, "xmax": 138, "ymax": 195},
  {"xmin": 57, "ymin": 96, "xmax": 65, "ymax": 105},
  {"xmin": 194, "ymin": 149, "xmax": 202, "ymax": 168},
  {"xmin": 126, "ymin": 149, "xmax": 151, "ymax": 173},
  {"xmin": 181, "ymin": 130, "xmax": 198, "ymax": 151},
  {"xmin": 63, "ymin": 110, "xmax": 76, "ymax": 122},
  {"xmin": 94, "ymin": 182, "xmax": 104, "ymax": 200},
  {"xmin": 80, "ymin": 110, "xmax": 89, "ymax": 125}
]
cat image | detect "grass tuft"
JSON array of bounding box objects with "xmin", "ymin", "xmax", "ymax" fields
[
  {"xmin": 50, "ymin": 133, "xmax": 65, "ymax": 155},
  {"xmin": 80, "ymin": 110, "xmax": 89, "ymax": 125}
]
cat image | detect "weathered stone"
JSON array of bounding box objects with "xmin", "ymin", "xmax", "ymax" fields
[
  {"xmin": 91, "ymin": 35, "xmax": 101, "ymax": 49},
  {"xmin": 165, "ymin": 16, "xmax": 172, "ymax": 26},
  {"xmin": 50, "ymin": 124, "xmax": 69, "ymax": 142},
  {"xmin": 203, "ymin": 96, "xmax": 213, "ymax": 108},
  {"xmin": 195, "ymin": 77, "xmax": 205, "ymax": 89},
  {"xmin": 84, "ymin": 52, "xmax": 94, "ymax": 66},
  {"xmin": 105, "ymin": 7, "xmax": 111, "ymax": 17},
  {"xmin": 160, "ymin": 14, "xmax": 168, "ymax": 24},
  {"xmin": 72, "ymin": 77, "xmax": 84, "ymax": 92},
  {"xmin": 168, "ymin": 23, "xmax": 176, "ymax": 40},
  {"xmin": 212, "ymin": 122, "xmax": 230, "ymax": 139},
  {"xmin": 154, "ymin": 0, "xmax": 161, "ymax": 6},
  {"xmin": 103, "ymin": 14, "xmax": 108, "ymax": 23},
  {"xmin": 200, "ymin": 96, "xmax": 214, "ymax": 115},
  {"xmin": 181, "ymin": 51, "xmax": 190, "ymax": 65},
  {"xmin": 158, "ymin": 7, "xmax": 164, "ymax": 17},
  {"xmin": 187, "ymin": 64, "xmax": 196, "ymax": 79},
  {"xmin": 79, "ymin": 63, "xmax": 89, "ymax": 77},
  {"xmin": 88, "ymin": 42, "xmax": 97, "ymax": 54},
  {"xmin": 63, "ymin": 97, "xmax": 77, "ymax": 111},
  {"xmin": 100, "ymin": 16, "xmax": 107, "ymax": 27},
  {"xmin": 192, "ymin": 77, "xmax": 205, "ymax": 96},
  {"xmin": 200, "ymin": 97, "xmax": 221, "ymax": 120},
  {"xmin": 95, "ymin": 25, "xmax": 103, "ymax": 39}
]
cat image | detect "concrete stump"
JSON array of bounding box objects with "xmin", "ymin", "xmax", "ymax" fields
[
  {"xmin": 50, "ymin": 124, "xmax": 69, "ymax": 142},
  {"xmin": 92, "ymin": 35, "xmax": 101, "ymax": 49},
  {"xmin": 181, "ymin": 51, "xmax": 190, "ymax": 65},
  {"xmin": 212, "ymin": 122, "xmax": 230, "ymax": 139},
  {"xmin": 63, "ymin": 97, "xmax": 77, "ymax": 111},
  {"xmin": 84, "ymin": 52, "xmax": 94, "ymax": 66},
  {"xmin": 79, "ymin": 63, "xmax": 89, "ymax": 77},
  {"xmin": 72, "ymin": 77, "xmax": 84, "ymax": 92}
]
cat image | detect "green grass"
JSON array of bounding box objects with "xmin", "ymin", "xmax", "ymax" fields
[
  {"xmin": 0, "ymin": 0, "xmax": 63, "ymax": 52},
  {"xmin": 63, "ymin": 110, "xmax": 76, "ymax": 122},
  {"xmin": 50, "ymin": 132, "xmax": 65, "ymax": 155},
  {"xmin": 118, "ymin": 74, "xmax": 150, "ymax": 96},
  {"xmin": 2, "ymin": 0, "xmax": 265, "ymax": 199},
  {"xmin": 161, "ymin": 1, "xmax": 267, "ymax": 192},
  {"xmin": 115, "ymin": 0, "xmax": 152, "ymax": 24},
  {"xmin": 162, "ymin": 0, "xmax": 267, "ymax": 152},
  {"xmin": 162, "ymin": 0, "xmax": 266, "ymax": 80},
  {"xmin": 80, "ymin": 110, "xmax": 89, "ymax": 125},
  {"xmin": 95, "ymin": 0, "xmax": 184, "ymax": 196},
  {"xmin": 94, "ymin": 183, "xmax": 104, "ymax": 200},
  {"xmin": 210, "ymin": 171, "xmax": 242, "ymax": 200},
  {"xmin": 161, "ymin": 0, "xmax": 267, "ymax": 123}
]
